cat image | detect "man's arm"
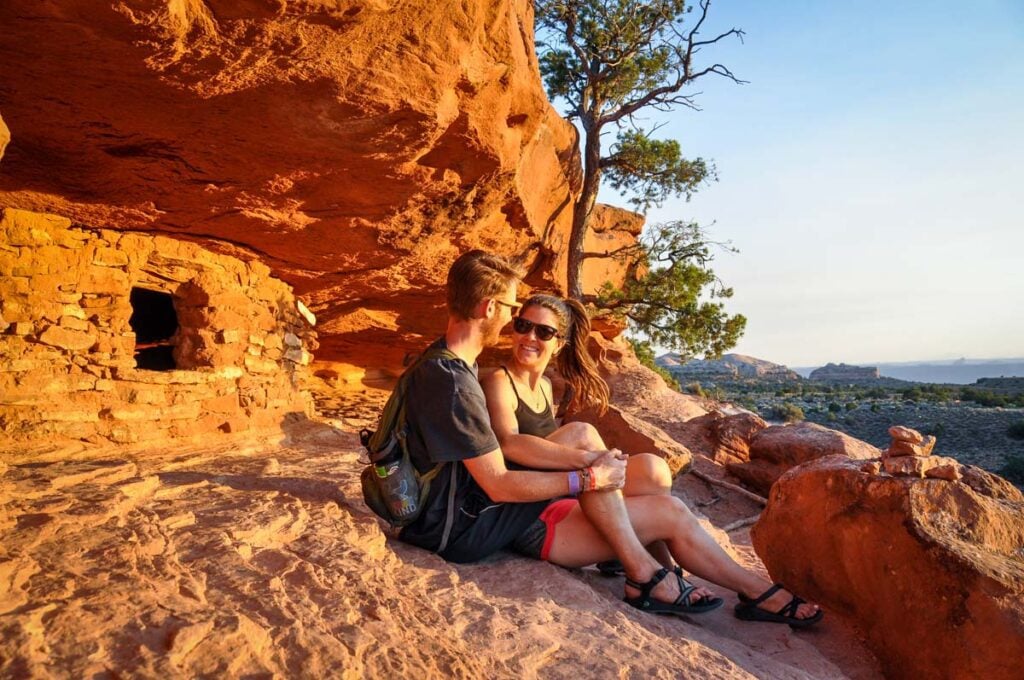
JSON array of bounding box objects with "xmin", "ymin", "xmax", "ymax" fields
[
  {"xmin": 481, "ymin": 370, "xmax": 600, "ymax": 470},
  {"xmin": 463, "ymin": 447, "xmax": 625, "ymax": 503}
]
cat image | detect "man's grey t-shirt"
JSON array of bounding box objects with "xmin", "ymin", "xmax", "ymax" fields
[{"xmin": 397, "ymin": 338, "xmax": 548, "ymax": 563}]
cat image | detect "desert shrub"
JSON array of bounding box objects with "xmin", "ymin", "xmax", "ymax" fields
[
  {"xmin": 845, "ymin": 401, "xmax": 857, "ymax": 411},
  {"xmin": 919, "ymin": 384, "xmax": 954, "ymax": 402},
  {"xmin": 685, "ymin": 381, "xmax": 705, "ymax": 398},
  {"xmin": 870, "ymin": 402, "xmax": 881, "ymax": 413},
  {"xmin": 999, "ymin": 454, "xmax": 1024, "ymax": 485},
  {"xmin": 705, "ymin": 386, "xmax": 726, "ymax": 401},
  {"xmin": 772, "ymin": 403, "xmax": 805, "ymax": 423},
  {"xmin": 900, "ymin": 387, "xmax": 923, "ymax": 402},
  {"xmin": 1007, "ymin": 420, "xmax": 1024, "ymax": 440},
  {"xmin": 828, "ymin": 402, "xmax": 842, "ymax": 413},
  {"xmin": 923, "ymin": 422, "xmax": 947, "ymax": 437},
  {"xmin": 960, "ymin": 387, "xmax": 1008, "ymax": 408},
  {"xmin": 866, "ymin": 387, "xmax": 887, "ymax": 399}
]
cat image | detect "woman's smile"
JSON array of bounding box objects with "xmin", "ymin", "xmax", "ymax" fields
[{"xmin": 511, "ymin": 306, "xmax": 561, "ymax": 367}]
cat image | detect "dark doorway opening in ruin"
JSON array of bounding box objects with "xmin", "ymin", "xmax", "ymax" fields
[{"xmin": 129, "ymin": 287, "xmax": 178, "ymax": 371}]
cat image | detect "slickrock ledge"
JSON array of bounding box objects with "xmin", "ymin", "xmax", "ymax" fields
[
  {"xmin": 752, "ymin": 455, "xmax": 1024, "ymax": 680},
  {"xmin": 0, "ymin": 417, "xmax": 884, "ymax": 678}
]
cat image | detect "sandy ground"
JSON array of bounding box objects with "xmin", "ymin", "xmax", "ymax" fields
[{"xmin": 0, "ymin": 389, "xmax": 884, "ymax": 678}]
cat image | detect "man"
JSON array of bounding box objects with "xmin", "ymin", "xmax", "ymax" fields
[
  {"xmin": 398, "ymin": 250, "xmax": 821, "ymax": 624},
  {"xmin": 397, "ymin": 249, "xmax": 625, "ymax": 563}
]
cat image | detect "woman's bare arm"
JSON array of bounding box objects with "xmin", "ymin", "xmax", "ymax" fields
[{"xmin": 481, "ymin": 370, "xmax": 597, "ymax": 470}]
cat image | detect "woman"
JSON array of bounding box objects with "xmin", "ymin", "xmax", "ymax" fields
[{"xmin": 481, "ymin": 294, "xmax": 822, "ymax": 626}]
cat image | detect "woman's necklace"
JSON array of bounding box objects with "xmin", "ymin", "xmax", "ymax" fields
[{"xmin": 511, "ymin": 371, "xmax": 546, "ymax": 411}]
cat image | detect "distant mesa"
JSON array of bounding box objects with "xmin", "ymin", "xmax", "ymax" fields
[
  {"xmin": 809, "ymin": 362, "xmax": 880, "ymax": 382},
  {"xmin": 656, "ymin": 353, "xmax": 799, "ymax": 380}
]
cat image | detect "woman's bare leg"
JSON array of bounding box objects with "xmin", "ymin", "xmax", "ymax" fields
[{"xmin": 546, "ymin": 494, "xmax": 820, "ymax": 619}]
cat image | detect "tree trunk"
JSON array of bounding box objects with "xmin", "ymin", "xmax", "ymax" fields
[{"xmin": 566, "ymin": 127, "xmax": 603, "ymax": 300}]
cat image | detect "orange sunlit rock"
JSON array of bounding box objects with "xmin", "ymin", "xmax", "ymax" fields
[
  {"xmin": 0, "ymin": 0, "xmax": 597, "ymax": 374},
  {"xmin": 754, "ymin": 456, "xmax": 1024, "ymax": 679}
]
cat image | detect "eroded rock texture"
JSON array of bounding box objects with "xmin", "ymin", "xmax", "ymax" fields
[
  {"xmin": 0, "ymin": 1, "xmax": 634, "ymax": 372},
  {"xmin": 0, "ymin": 424, "xmax": 881, "ymax": 678},
  {"xmin": 753, "ymin": 456, "xmax": 1024, "ymax": 680}
]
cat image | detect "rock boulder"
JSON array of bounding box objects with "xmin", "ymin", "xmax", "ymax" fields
[
  {"xmin": 567, "ymin": 404, "xmax": 693, "ymax": 476},
  {"xmin": 753, "ymin": 455, "xmax": 1024, "ymax": 679},
  {"xmin": 727, "ymin": 421, "xmax": 881, "ymax": 495},
  {"xmin": 680, "ymin": 411, "xmax": 768, "ymax": 465}
]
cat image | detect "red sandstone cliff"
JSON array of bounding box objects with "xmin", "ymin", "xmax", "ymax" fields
[{"xmin": 0, "ymin": 1, "xmax": 634, "ymax": 372}]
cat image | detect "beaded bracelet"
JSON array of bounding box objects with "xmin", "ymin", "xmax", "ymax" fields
[
  {"xmin": 579, "ymin": 467, "xmax": 590, "ymax": 493},
  {"xmin": 567, "ymin": 470, "xmax": 581, "ymax": 496}
]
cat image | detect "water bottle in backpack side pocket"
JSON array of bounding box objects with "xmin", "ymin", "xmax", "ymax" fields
[{"xmin": 371, "ymin": 432, "xmax": 420, "ymax": 522}]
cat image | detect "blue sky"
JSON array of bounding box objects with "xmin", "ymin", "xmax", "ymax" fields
[{"xmin": 614, "ymin": 1, "xmax": 1024, "ymax": 366}]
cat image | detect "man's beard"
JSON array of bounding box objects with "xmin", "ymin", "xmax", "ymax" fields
[{"xmin": 482, "ymin": 316, "xmax": 506, "ymax": 346}]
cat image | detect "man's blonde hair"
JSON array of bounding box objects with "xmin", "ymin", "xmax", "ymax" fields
[{"xmin": 446, "ymin": 250, "xmax": 523, "ymax": 320}]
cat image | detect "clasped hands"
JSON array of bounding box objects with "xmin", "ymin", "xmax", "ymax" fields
[{"xmin": 586, "ymin": 448, "xmax": 627, "ymax": 491}]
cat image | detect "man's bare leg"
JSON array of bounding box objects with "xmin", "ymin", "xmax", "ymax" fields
[
  {"xmin": 548, "ymin": 424, "xmax": 674, "ymax": 567},
  {"xmin": 571, "ymin": 488, "xmax": 715, "ymax": 604}
]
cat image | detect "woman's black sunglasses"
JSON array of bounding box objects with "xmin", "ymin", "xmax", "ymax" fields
[{"xmin": 512, "ymin": 316, "xmax": 560, "ymax": 341}]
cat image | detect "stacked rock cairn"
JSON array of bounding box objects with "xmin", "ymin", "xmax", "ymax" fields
[{"xmin": 861, "ymin": 426, "xmax": 962, "ymax": 481}]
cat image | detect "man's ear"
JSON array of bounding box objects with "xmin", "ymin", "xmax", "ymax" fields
[{"xmin": 475, "ymin": 297, "xmax": 494, "ymax": 320}]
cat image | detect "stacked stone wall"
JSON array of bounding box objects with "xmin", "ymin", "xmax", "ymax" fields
[{"xmin": 0, "ymin": 208, "xmax": 316, "ymax": 448}]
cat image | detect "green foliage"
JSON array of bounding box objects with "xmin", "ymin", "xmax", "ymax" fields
[
  {"xmin": 923, "ymin": 422, "xmax": 947, "ymax": 437},
  {"xmin": 605, "ymin": 131, "xmax": 710, "ymax": 211},
  {"xmin": 705, "ymin": 385, "xmax": 726, "ymax": 401},
  {"xmin": 737, "ymin": 396, "xmax": 757, "ymax": 411},
  {"xmin": 602, "ymin": 220, "xmax": 746, "ymax": 358},
  {"xmin": 900, "ymin": 387, "xmax": 923, "ymax": 402},
  {"xmin": 999, "ymin": 455, "xmax": 1024, "ymax": 485},
  {"xmin": 535, "ymin": 0, "xmax": 744, "ymax": 297},
  {"xmin": 827, "ymin": 402, "xmax": 842, "ymax": 413},
  {"xmin": 685, "ymin": 381, "xmax": 706, "ymax": 398},
  {"xmin": 870, "ymin": 402, "xmax": 881, "ymax": 413},
  {"xmin": 845, "ymin": 401, "xmax": 857, "ymax": 411},
  {"xmin": 960, "ymin": 387, "xmax": 1012, "ymax": 408},
  {"xmin": 628, "ymin": 337, "xmax": 680, "ymax": 390},
  {"xmin": 536, "ymin": 1, "xmax": 741, "ymax": 122},
  {"xmin": 1007, "ymin": 420, "xmax": 1024, "ymax": 440},
  {"xmin": 772, "ymin": 403, "xmax": 805, "ymax": 423}
]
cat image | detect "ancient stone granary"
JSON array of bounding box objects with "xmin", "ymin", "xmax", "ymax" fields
[{"xmin": 0, "ymin": 208, "xmax": 316, "ymax": 447}]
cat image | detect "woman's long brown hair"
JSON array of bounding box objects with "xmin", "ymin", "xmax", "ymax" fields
[{"xmin": 521, "ymin": 294, "xmax": 609, "ymax": 416}]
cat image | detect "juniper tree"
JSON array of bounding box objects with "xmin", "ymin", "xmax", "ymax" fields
[
  {"xmin": 595, "ymin": 220, "xmax": 745, "ymax": 358},
  {"xmin": 535, "ymin": 0, "xmax": 745, "ymax": 357}
]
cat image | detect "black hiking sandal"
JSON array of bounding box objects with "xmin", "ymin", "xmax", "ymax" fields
[
  {"xmin": 623, "ymin": 567, "xmax": 724, "ymax": 616},
  {"xmin": 600, "ymin": 561, "xmax": 689, "ymax": 579},
  {"xmin": 734, "ymin": 583, "xmax": 824, "ymax": 628}
]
